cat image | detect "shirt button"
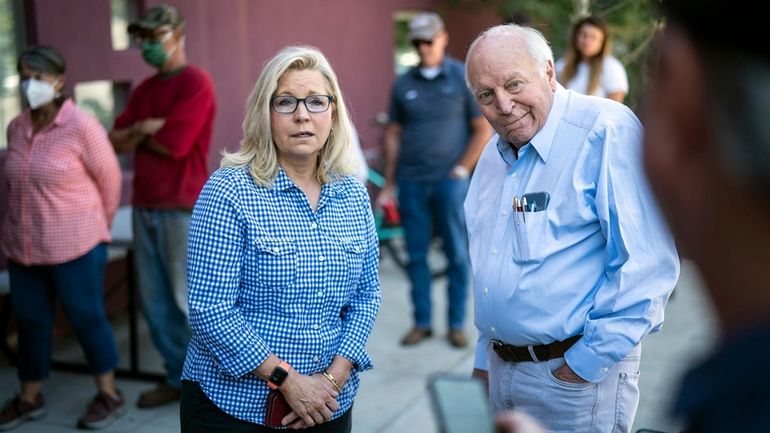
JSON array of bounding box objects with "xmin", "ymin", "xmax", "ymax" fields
[
  {"xmin": 491, "ymin": 248, "xmax": 498, "ymax": 255},
  {"xmin": 319, "ymin": 255, "xmax": 325, "ymax": 262},
  {"xmin": 512, "ymin": 172, "xmax": 518, "ymax": 178},
  {"xmin": 491, "ymin": 326, "xmax": 496, "ymax": 333},
  {"xmin": 273, "ymin": 247, "xmax": 280, "ymax": 253},
  {"xmin": 601, "ymin": 367, "xmax": 609, "ymax": 373},
  {"xmin": 313, "ymin": 355, "xmax": 320, "ymax": 362},
  {"xmin": 311, "ymin": 222, "xmax": 318, "ymax": 229},
  {"xmin": 483, "ymin": 287, "xmax": 489, "ymax": 294},
  {"xmin": 313, "ymin": 323, "xmax": 320, "ymax": 330},
  {"xmin": 317, "ymin": 291, "xmax": 324, "ymax": 297}
]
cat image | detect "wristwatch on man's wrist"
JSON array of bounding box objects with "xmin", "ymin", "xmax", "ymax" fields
[{"xmin": 267, "ymin": 361, "xmax": 290, "ymax": 389}]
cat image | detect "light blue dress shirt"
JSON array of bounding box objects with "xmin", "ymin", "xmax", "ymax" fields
[
  {"xmin": 465, "ymin": 86, "xmax": 680, "ymax": 383},
  {"xmin": 182, "ymin": 166, "xmax": 381, "ymax": 423}
]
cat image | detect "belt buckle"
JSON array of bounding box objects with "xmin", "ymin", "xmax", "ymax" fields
[
  {"xmin": 491, "ymin": 339, "xmax": 504, "ymax": 354},
  {"xmin": 491, "ymin": 340, "xmax": 511, "ymax": 361},
  {"xmin": 492, "ymin": 339, "xmax": 521, "ymax": 362}
]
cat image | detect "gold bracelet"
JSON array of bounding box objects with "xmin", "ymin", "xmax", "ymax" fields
[{"xmin": 322, "ymin": 371, "xmax": 343, "ymax": 393}]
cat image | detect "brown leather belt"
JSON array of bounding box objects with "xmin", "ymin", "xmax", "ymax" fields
[{"xmin": 492, "ymin": 335, "xmax": 581, "ymax": 363}]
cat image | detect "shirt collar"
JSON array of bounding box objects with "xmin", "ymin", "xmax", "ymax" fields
[
  {"xmin": 21, "ymin": 98, "xmax": 75, "ymax": 137},
  {"xmin": 411, "ymin": 57, "xmax": 450, "ymax": 80},
  {"xmin": 528, "ymin": 84, "xmax": 567, "ymax": 163},
  {"xmin": 495, "ymin": 84, "xmax": 567, "ymax": 165},
  {"xmin": 52, "ymin": 99, "xmax": 75, "ymax": 126},
  {"xmin": 272, "ymin": 167, "xmax": 295, "ymax": 191},
  {"xmin": 272, "ymin": 166, "xmax": 346, "ymax": 197}
]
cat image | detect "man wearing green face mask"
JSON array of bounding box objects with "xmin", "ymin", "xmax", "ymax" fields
[{"xmin": 109, "ymin": 4, "xmax": 216, "ymax": 410}]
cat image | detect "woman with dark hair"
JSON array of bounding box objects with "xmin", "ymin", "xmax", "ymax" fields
[
  {"xmin": 0, "ymin": 46, "xmax": 123, "ymax": 431},
  {"xmin": 555, "ymin": 15, "xmax": 629, "ymax": 103}
]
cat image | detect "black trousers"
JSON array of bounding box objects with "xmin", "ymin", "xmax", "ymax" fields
[{"xmin": 180, "ymin": 380, "xmax": 353, "ymax": 433}]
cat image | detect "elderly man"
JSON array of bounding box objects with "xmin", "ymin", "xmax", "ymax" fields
[
  {"xmin": 380, "ymin": 12, "xmax": 490, "ymax": 348},
  {"xmin": 463, "ymin": 24, "xmax": 679, "ymax": 433},
  {"xmin": 642, "ymin": 1, "xmax": 770, "ymax": 431}
]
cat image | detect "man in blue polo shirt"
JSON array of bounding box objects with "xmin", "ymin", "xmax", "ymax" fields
[{"xmin": 379, "ymin": 12, "xmax": 490, "ymax": 348}]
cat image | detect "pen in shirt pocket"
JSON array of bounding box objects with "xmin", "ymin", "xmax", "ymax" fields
[
  {"xmin": 513, "ymin": 196, "xmax": 526, "ymax": 224},
  {"xmin": 512, "ymin": 196, "xmax": 520, "ymax": 224}
]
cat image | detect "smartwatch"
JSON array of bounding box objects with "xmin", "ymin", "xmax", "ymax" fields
[{"xmin": 267, "ymin": 361, "xmax": 290, "ymax": 390}]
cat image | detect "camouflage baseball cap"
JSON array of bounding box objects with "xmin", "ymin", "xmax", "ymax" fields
[
  {"xmin": 128, "ymin": 4, "xmax": 185, "ymax": 33},
  {"xmin": 407, "ymin": 12, "xmax": 445, "ymax": 41}
]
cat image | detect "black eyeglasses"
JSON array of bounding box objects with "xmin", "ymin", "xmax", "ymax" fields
[
  {"xmin": 271, "ymin": 95, "xmax": 334, "ymax": 114},
  {"xmin": 411, "ymin": 39, "xmax": 434, "ymax": 49}
]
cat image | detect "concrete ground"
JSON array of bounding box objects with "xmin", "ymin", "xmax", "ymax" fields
[{"xmin": 0, "ymin": 247, "xmax": 718, "ymax": 433}]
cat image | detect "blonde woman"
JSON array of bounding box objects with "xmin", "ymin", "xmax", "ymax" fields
[
  {"xmin": 555, "ymin": 15, "xmax": 628, "ymax": 102},
  {"xmin": 180, "ymin": 45, "xmax": 381, "ymax": 433}
]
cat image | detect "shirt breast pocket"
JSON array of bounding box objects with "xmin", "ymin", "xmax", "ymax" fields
[
  {"xmin": 340, "ymin": 237, "xmax": 366, "ymax": 288},
  {"xmin": 512, "ymin": 210, "xmax": 548, "ymax": 264},
  {"xmin": 255, "ymin": 238, "xmax": 297, "ymax": 289}
]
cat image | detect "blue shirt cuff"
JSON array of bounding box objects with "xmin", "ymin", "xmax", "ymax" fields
[{"xmin": 564, "ymin": 337, "xmax": 616, "ymax": 383}]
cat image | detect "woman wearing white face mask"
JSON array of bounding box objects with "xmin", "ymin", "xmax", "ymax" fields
[{"xmin": 0, "ymin": 46, "xmax": 124, "ymax": 431}]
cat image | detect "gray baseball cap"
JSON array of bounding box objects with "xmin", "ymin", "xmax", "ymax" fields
[{"xmin": 407, "ymin": 12, "xmax": 445, "ymax": 41}]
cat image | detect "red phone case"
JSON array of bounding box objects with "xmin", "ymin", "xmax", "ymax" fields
[{"xmin": 265, "ymin": 390, "xmax": 292, "ymax": 428}]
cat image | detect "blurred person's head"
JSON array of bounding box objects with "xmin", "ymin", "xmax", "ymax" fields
[
  {"xmin": 572, "ymin": 16, "xmax": 610, "ymax": 60},
  {"xmin": 465, "ymin": 24, "xmax": 556, "ymax": 148},
  {"xmin": 408, "ymin": 12, "xmax": 448, "ymax": 68},
  {"xmin": 643, "ymin": 0, "xmax": 770, "ymax": 336},
  {"xmin": 222, "ymin": 45, "xmax": 355, "ymax": 186},
  {"xmin": 560, "ymin": 15, "xmax": 611, "ymax": 95},
  {"xmin": 128, "ymin": 4, "xmax": 187, "ymax": 71},
  {"xmin": 16, "ymin": 45, "xmax": 66, "ymax": 110}
]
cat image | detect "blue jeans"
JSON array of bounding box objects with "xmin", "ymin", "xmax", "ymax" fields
[
  {"xmin": 398, "ymin": 178, "xmax": 470, "ymax": 330},
  {"xmin": 133, "ymin": 208, "xmax": 192, "ymax": 388},
  {"xmin": 8, "ymin": 244, "xmax": 119, "ymax": 381}
]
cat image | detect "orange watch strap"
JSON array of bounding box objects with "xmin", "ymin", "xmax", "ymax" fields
[{"xmin": 267, "ymin": 361, "xmax": 291, "ymax": 390}]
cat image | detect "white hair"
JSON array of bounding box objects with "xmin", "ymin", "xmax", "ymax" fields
[{"xmin": 465, "ymin": 24, "xmax": 554, "ymax": 85}]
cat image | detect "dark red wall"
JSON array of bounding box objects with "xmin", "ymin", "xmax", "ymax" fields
[{"xmin": 0, "ymin": 0, "xmax": 501, "ymax": 269}]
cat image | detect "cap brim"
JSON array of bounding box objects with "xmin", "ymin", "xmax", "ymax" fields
[
  {"xmin": 127, "ymin": 20, "xmax": 161, "ymax": 34},
  {"xmin": 408, "ymin": 29, "xmax": 438, "ymax": 41}
]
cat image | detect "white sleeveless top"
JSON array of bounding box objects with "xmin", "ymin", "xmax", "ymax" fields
[{"xmin": 555, "ymin": 56, "xmax": 628, "ymax": 98}]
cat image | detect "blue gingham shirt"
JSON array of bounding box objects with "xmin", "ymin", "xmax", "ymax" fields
[
  {"xmin": 465, "ymin": 85, "xmax": 680, "ymax": 382},
  {"xmin": 182, "ymin": 166, "xmax": 381, "ymax": 424}
]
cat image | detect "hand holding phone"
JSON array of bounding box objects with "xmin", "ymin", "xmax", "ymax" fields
[{"xmin": 265, "ymin": 390, "xmax": 291, "ymax": 428}]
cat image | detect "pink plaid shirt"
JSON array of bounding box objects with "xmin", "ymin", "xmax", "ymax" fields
[{"xmin": 2, "ymin": 99, "xmax": 121, "ymax": 265}]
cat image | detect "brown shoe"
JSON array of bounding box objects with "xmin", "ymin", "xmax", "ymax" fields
[
  {"xmin": 77, "ymin": 391, "xmax": 125, "ymax": 429},
  {"xmin": 136, "ymin": 384, "xmax": 181, "ymax": 409},
  {"xmin": 400, "ymin": 328, "xmax": 432, "ymax": 346},
  {"xmin": 0, "ymin": 394, "xmax": 45, "ymax": 431},
  {"xmin": 448, "ymin": 330, "xmax": 468, "ymax": 348}
]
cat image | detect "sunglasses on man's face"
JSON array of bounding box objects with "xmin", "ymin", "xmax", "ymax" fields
[{"xmin": 411, "ymin": 39, "xmax": 434, "ymax": 49}]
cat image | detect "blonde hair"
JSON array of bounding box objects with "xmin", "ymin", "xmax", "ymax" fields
[{"xmin": 221, "ymin": 45, "xmax": 356, "ymax": 186}]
